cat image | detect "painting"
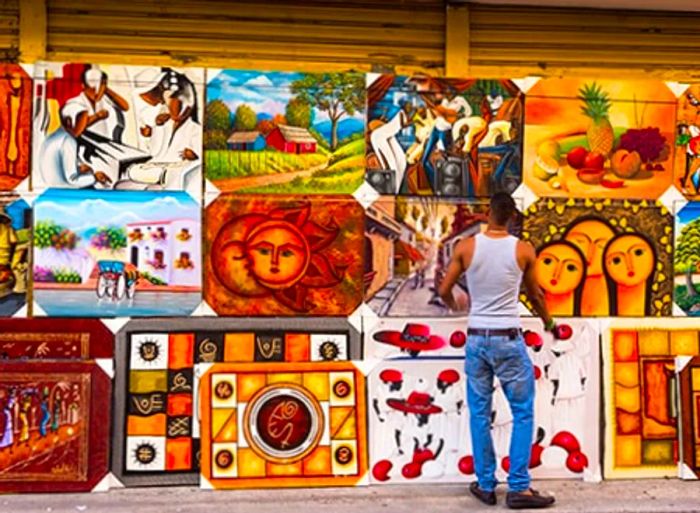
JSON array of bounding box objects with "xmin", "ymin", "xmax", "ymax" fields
[
  {"xmin": 205, "ymin": 70, "xmax": 365, "ymax": 194},
  {"xmin": 366, "ymin": 74, "xmax": 523, "ymax": 196},
  {"xmin": 0, "ymin": 193, "xmax": 31, "ymax": 316},
  {"xmin": 677, "ymin": 355, "xmax": 700, "ymax": 479},
  {"xmin": 33, "ymin": 189, "xmax": 201, "ymax": 317},
  {"xmin": 32, "ymin": 62, "xmax": 203, "ymax": 196},
  {"xmin": 525, "ymin": 78, "xmax": 676, "ymax": 199},
  {"xmin": 365, "ymin": 196, "xmax": 521, "ymax": 317},
  {"xmin": 112, "ymin": 318, "xmax": 358, "ymax": 486},
  {"xmin": 0, "ymin": 318, "xmax": 113, "ymax": 360},
  {"xmin": 674, "ymin": 202, "xmax": 700, "ymax": 315},
  {"xmin": 0, "ymin": 64, "xmax": 31, "ymax": 190},
  {"xmin": 364, "ymin": 318, "xmax": 468, "ymax": 359},
  {"xmin": 522, "ymin": 198, "xmax": 673, "ymax": 317},
  {"xmin": 674, "ymin": 84, "xmax": 700, "ymax": 199},
  {"xmin": 205, "ymin": 194, "xmax": 364, "ymax": 316},
  {"xmin": 603, "ymin": 319, "xmax": 700, "ymax": 479},
  {"xmin": 199, "ymin": 362, "xmax": 367, "ymax": 489},
  {"xmin": 0, "ymin": 361, "xmax": 111, "ymax": 493}
]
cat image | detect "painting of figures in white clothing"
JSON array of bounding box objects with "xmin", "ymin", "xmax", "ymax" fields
[
  {"xmin": 32, "ymin": 63, "xmax": 203, "ymax": 196},
  {"xmin": 367, "ymin": 319, "xmax": 600, "ymax": 484}
]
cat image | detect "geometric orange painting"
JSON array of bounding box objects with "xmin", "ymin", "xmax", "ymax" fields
[
  {"xmin": 200, "ymin": 361, "xmax": 367, "ymax": 488},
  {"xmin": 0, "ymin": 65, "xmax": 31, "ymax": 191},
  {"xmin": 677, "ymin": 355, "xmax": 700, "ymax": 479}
]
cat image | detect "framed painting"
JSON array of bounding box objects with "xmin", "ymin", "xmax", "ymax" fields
[
  {"xmin": 677, "ymin": 355, "xmax": 700, "ymax": 480},
  {"xmin": 674, "ymin": 202, "xmax": 700, "ymax": 315},
  {"xmin": 0, "ymin": 361, "xmax": 111, "ymax": 493},
  {"xmin": 0, "ymin": 193, "xmax": 31, "ymax": 317},
  {"xmin": 365, "ymin": 196, "xmax": 521, "ymax": 317},
  {"xmin": 524, "ymin": 78, "xmax": 676, "ymax": 199},
  {"xmin": 0, "ymin": 318, "xmax": 113, "ymax": 360},
  {"xmin": 33, "ymin": 189, "xmax": 201, "ymax": 318},
  {"xmin": 32, "ymin": 62, "xmax": 203, "ymax": 196},
  {"xmin": 674, "ymin": 84, "xmax": 700, "ymax": 199},
  {"xmin": 364, "ymin": 317, "xmax": 468, "ymax": 359},
  {"xmin": 205, "ymin": 70, "xmax": 365, "ymax": 194},
  {"xmin": 366, "ymin": 74, "xmax": 523, "ymax": 197},
  {"xmin": 204, "ymin": 194, "xmax": 364, "ymax": 316},
  {"xmin": 368, "ymin": 318, "xmax": 599, "ymax": 484},
  {"xmin": 0, "ymin": 64, "xmax": 31, "ymax": 191},
  {"xmin": 522, "ymin": 198, "xmax": 673, "ymax": 317},
  {"xmin": 603, "ymin": 318, "xmax": 700, "ymax": 478},
  {"xmin": 199, "ymin": 361, "xmax": 367, "ymax": 489}
]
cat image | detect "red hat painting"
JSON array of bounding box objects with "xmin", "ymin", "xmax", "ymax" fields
[
  {"xmin": 373, "ymin": 323, "xmax": 447, "ymax": 357},
  {"xmin": 387, "ymin": 391, "xmax": 443, "ymax": 415},
  {"xmin": 437, "ymin": 369, "xmax": 460, "ymax": 385},
  {"xmin": 379, "ymin": 369, "xmax": 403, "ymax": 383}
]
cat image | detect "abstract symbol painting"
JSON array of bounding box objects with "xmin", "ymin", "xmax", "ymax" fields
[
  {"xmin": 206, "ymin": 70, "xmax": 365, "ymax": 194},
  {"xmin": 205, "ymin": 194, "xmax": 364, "ymax": 316},
  {"xmin": 603, "ymin": 319, "xmax": 700, "ymax": 478},
  {"xmin": 0, "ymin": 193, "xmax": 31, "ymax": 316},
  {"xmin": 525, "ymin": 78, "xmax": 676, "ymax": 199},
  {"xmin": 0, "ymin": 64, "xmax": 31, "ymax": 190},
  {"xmin": 365, "ymin": 196, "xmax": 521, "ymax": 317},
  {"xmin": 523, "ymin": 198, "xmax": 673, "ymax": 317},
  {"xmin": 677, "ymin": 355, "xmax": 700, "ymax": 479},
  {"xmin": 364, "ymin": 318, "xmax": 468, "ymax": 359},
  {"xmin": 0, "ymin": 361, "xmax": 111, "ymax": 493},
  {"xmin": 32, "ymin": 62, "xmax": 203, "ymax": 195},
  {"xmin": 33, "ymin": 189, "xmax": 201, "ymax": 317},
  {"xmin": 113, "ymin": 318, "xmax": 358, "ymax": 486},
  {"xmin": 366, "ymin": 75, "xmax": 523, "ymax": 196},
  {"xmin": 200, "ymin": 362, "xmax": 367, "ymax": 489}
]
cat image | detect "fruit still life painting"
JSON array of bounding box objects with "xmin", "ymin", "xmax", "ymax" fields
[{"xmin": 525, "ymin": 79, "xmax": 677, "ymax": 199}]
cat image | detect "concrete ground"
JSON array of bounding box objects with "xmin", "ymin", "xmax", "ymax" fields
[{"xmin": 1, "ymin": 479, "xmax": 699, "ymax": 513}]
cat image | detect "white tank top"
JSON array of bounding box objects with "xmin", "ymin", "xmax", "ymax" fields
[{"xmin": 466, "ymin": 233, "xmax": 523, "ymax": 329}]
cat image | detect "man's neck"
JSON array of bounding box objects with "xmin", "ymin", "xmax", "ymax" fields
[{"xmin": 485, "ymin": 222, "xmax": 509, "ymax": 234}]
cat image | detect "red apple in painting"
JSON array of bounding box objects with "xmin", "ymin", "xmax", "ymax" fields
[
  {"xmin": 584, "ymin": 152, "xmax": 605, "ymax": 170},
  {"xmin": 553, "ymin": 324, "xmax": 573, "ymax": 341},
  {"xmin": 524, "ymin": 330, "xmax": 543, "ymax": 348},
  {"xmin": 551, "ymin": 431, "xmax": 581, "ymax": 453},
  {"xmin": 412, "ymin": 448, "xmax": 435, "ymax": 465},
  {"xmin": 530, "ymin": 444, "xmax": 544, "ymax": 468},
  {"xmin": 501, "ymin": 456, "xmax": 510, "ymax": 473},
  {"xmin": 372, "ymin": 460, "xmax": 393, "ymax": 481},
  {"xmin": 567, "ymin": 146, "xmax": 588, "ymax": 169},
  {"xmin": 458, "ymin": 455, "xmax": 475, "ymax": 475},
  {"xmin": 450, "ymin": 330, "xmax": 467, "ymax": 348},
  {"xmin": 566, "ymin": 451, "xmax": 588, "ymax": 473},
  {"xmin": 402, "ymin": 461, "xmax": 423, "ymax": 479}
]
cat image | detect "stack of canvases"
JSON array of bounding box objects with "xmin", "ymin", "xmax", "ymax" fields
[{"xmin": 1, "ymin": 62, "xmax": 700, "ymax": 495}]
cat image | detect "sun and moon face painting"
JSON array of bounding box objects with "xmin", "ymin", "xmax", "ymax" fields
[
  {"xmin": 204, "ymin": 194, "xmax": 364, "ymax": 316},
  {"xmin": 522, "ymin": 198, "xmax": 674, "ymax": 317}
]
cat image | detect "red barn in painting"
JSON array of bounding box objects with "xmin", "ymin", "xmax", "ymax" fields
[{"xmin": 265, "ymin": 124, "xmax": 317, "ymax": 154}]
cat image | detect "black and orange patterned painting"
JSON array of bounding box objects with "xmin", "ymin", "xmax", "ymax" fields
[
  {"xmin": 0, "ymin": 65, "xmax": 31, "ymax": 190},
  {"xmin": 204, "ymin": 194, "xmax": 364, "ymax": 316}
]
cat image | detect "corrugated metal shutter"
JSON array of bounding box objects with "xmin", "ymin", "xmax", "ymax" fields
[
  {"xmin": 469, "ymin": 4, "xmax": 700, "ymax": 80},
  {"xmin": 0, "ymin": 0, "xmax": 18, "ymax": 61},
  {"xmin": 46, "ymin": 0, "xmax": 445, "ymax": 74}
]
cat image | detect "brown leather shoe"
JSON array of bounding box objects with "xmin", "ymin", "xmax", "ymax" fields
[
  {"xmin": 469, "ymin": 481, "xmax": 497, "ymax": 506},
  {"xmin": 506, "ymin": 488, "xmax": 555, "ymax": 509}
]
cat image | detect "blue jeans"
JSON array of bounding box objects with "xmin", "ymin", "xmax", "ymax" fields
[
  {"xmin": 465, "ymin": 332, "xmax": 534, "ymax": 492},
  {"xmin": 421, "ymin": 127, "xmax": 452, "ymax": 191}
]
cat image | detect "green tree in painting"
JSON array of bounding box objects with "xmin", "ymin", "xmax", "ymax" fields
[
  {"xmin": 286, "ymin": 97, "xmax": 312, "ymax": 128},
  {"xmin": 90, "ymin": 226, "xmax": 127, "ymax": 251},
  {"xmin": 290, "ymin": 73, "xmax": 364, "ymax": 150},
  {"xmin": 34, "ymin": 221, "xmax": 78, "ymax": 250},
  {"xmin": 234, "ymin": 104, "xmax": 258, "ymax": 131},
  {"xmin": 676, "ymin": 219, "xmax": 700, "ymax": 298},
  {"xmin": 205, "ymin": 100, "xmax": 233, "ymax": 150}
]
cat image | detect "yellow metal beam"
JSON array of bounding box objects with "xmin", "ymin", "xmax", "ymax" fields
[
  {"xmin": 445, "ymin": 3, "xmax": 470, "ymax": 77},
  {"xmin": 19, "ymin": 0, "xmax": 46, "ymax": 62}
]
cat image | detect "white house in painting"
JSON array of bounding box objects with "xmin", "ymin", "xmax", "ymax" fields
[{"xmin": 125, "ymin": 219, "xmax": 200, "ymax": 287}]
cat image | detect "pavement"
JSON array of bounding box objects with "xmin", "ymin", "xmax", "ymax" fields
[{"xmin": 1, "ymin": 479, "xmax": 699, "ymax": 513}]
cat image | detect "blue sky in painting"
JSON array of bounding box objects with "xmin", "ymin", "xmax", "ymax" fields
[
  {"xmin": 677, "ymin": 202, "xmax": 700, "ymax": 227},
  {"xmin": 35, "ymin": 189, "xmax": 200, "ymax": 233}
]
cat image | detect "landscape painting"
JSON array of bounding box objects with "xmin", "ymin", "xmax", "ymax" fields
[
  {"xmin": 525, "ymin": 78, "xmax": 676, "ymax": 199},
  {"xmin": 0, "ymin": 64, "xmax": 32, "ymax": 190},
  {"xmin": 33, "ymin": 189, "xmax": 201, "ymax": 317},
  {"xmin": 205, "ymin": 70, "xmax": 365, "ymax": 194},
  {"xmin": 674, "ymin": 202, "xmax": 700, "ymax": 315},
  {"xmin": 32, "ymin": 63, "xmax": 203, "ymax": 196},
  {"xmin": 0, "ymin": 193, "xmax": 31, "ymax": 316},
  {"xmin": 366, "ymin": 75, "xmax": 522, "ymax": 196}
]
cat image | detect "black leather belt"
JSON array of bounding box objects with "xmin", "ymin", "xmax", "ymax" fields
[{"xmin": 467, "ymin": 328, "xmax": 522, "ymax": 339}]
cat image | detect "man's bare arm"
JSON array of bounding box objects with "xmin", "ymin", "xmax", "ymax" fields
[
  {"xmin": 521, "ymin": 242, "xmax": 554, "ymax": 329},
  {"xmin": 438, "ymin": 239, "xmax": 471, "ymax": 312}
]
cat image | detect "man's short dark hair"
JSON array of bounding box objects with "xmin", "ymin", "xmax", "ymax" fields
[{"xmin": 490, "ymin": 192, "xmax": 516, "ymax": 225}]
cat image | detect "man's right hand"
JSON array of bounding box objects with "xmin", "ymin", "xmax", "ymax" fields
[{"xmin": 93, "ymin": 171, "xmax": 113, "ymax": 185}]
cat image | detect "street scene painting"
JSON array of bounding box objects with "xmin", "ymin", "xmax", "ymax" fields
[
  {"xmin": 366, "ymin": 75, "xmax": 523, "ymax": 196},
  {"xmin": 676, "ymin": 355, "xmax": 700, "ymax": 479},
  {"xmin": 205, "ymin": 194, "xmax": 364, "ymax": 316},
  {"xmin": 32, "ymin": 63, "xmax": 203, "ymax": 195},
  {"xmin": 522, "ymin": 198, "xmax": 674, "ymax": 317},
  {"xmin": 525, "ymin": 78, "xmax": 676, "ymax": 199},
  {"xmin": 365, "ymin": 196, "xmax": 521, "ymax": 317},
  {"xmin": 603, "ymin": 319, "xmax": 700, "ymax": 479},
  {"xmin": 33, "ymin": 189, "xmax": 201, "ymax": 317},
  {"xmin": 0, "ymin": 193, "xmax": 31, "ymax": 317},
  {"xmin": 0, "ymin": 361, "xmax": 111, "ymax": 493},
  {"xmin": 0, "ymin": 64, "xmax": 32, "ymax": 190},
  {"xmin": 199, "ymin": 362, "xmax": 367, "ymax": 489},
  {"xmin": 205, "ymin": 70, "xmax": 365, "ymax": 194}
]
